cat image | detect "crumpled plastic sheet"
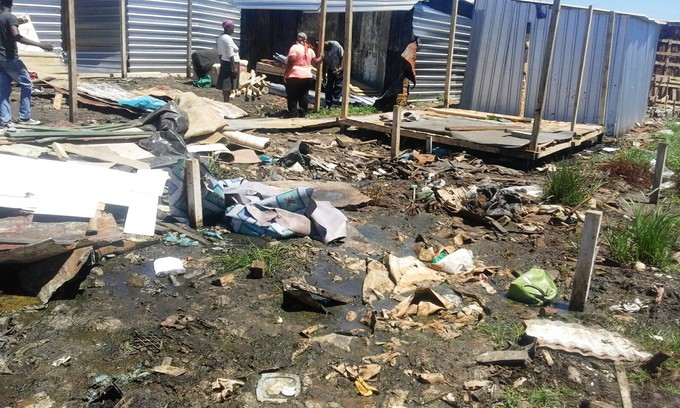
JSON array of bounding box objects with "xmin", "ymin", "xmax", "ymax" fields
[
  {"xmin": 222, "ymin": 178, "xmax": 347, "ymax": 244},
  {"xmin": 137, "ymin": 101, "xmax": 189, "ymax": 157}
]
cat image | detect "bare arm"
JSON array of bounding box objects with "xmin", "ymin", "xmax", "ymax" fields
[{"xmin": 10, "ymin": 25, "xmax": 53, "ymax": 51}]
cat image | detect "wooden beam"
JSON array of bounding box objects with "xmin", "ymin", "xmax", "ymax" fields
[
  {"xmin": 615, "ymin": 362, "xmax": 634, "ymax": 408},
  {"xmin": 650, "ymin": 143, "xmax": 668, "ymax": 204},
  {"xmin": 186, "ymin": 0, "xmax": 193, "ymax": 79},
  {"xmin": 529, "ymin": 0, "xmax": 561, "ymax": 151},
  {"xmin": 314, "ymin": 0, "xmax": 328, "ymax": 111},
  {"xmin": 569, "ymin": 210, "xmax": 602, "ymax": 312},
  {"xmin": 390, "ymin": 105, "xmax": 402, "ymax": 159},
  {"xmin": 442, "ymin": 0, "xmax": 459, "ymax": 108},
  {"xmin": 570, "ymin": 6, "xmax": 593, "ymax": 132},
  {"xmin": 598, "ymin": 11, "xmax": 616, "ymax": 127},
  {"xmin": 66, "ymin": 0, "xmax": 78, "ymax": 122},
  {"xmin": 341, "ymin": 0, "xmax": 353, "ymax": 119},
  {"xmin": 518, "ymin": 22, "xmax": 531, "ymax": 117},
  {"xmin": 119, "ymin": 0, "xmax": 127, "ymax": 78},
  {"xmin": 185, "ymin": 158, "xmax": 203, "ymax": 228}
]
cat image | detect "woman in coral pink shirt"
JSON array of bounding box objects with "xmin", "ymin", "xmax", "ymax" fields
[{"xmin": 284, "ymin": 32, "xmax": 322, "ymax": 117}]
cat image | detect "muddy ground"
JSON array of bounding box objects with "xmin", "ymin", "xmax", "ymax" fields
[{"xmin": 1, "ymin": 76, "xmax": 680, "ymax": 408}]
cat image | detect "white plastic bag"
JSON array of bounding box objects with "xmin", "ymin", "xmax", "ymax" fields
[{"xmin": 431, "ymin": 249, "xmax": 474, "ymax": 274}]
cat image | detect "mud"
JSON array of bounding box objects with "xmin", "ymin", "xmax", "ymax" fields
[{"xmin": 1, "ymin": 76, "xmax": 680, "ymax": 407}]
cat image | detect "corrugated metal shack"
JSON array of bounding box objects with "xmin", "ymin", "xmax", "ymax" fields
[
  {"xmin": 461, "ymin": 0, "xmax": 661, "ymax": 136},
  {"xmin": 15, "ymin": 0, "xmax": 470, "ymax": 103},
  {"xmin": 14, "ymin": 0, "xmax": 240, "ymax": 74},
  {"xmin": 235, "ymin": 0, "xmax": 472, "ymax": 102}
]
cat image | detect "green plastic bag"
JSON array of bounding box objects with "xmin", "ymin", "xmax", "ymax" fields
[
  {"xmin": 192, "ymin": 75, "xmax": 212, "ymax": 88},
  {"xmin": 507, "ymin": 268, "xmax": 558, "ymax": 306}
]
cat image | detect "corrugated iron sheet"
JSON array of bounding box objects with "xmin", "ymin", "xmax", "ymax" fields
[
  {"xmin": 192, "ymin": 0, "xmax": 241, "ymax": 51},
  {"xmin": 461, "ymin": 0, "xmax": 660, "ymax": 136},
  {"xmin": 411, "ymin": 4, "xmax": 471, "ymax": 102},
  {"xmin": 13, "ymin": 1, "xmax": 62, "ymax": 48},
  {"xmin": 73, "ymin": 0, "xmax": 122, "ymax": 73},
  {"xmin": 127, "ymin": 0, "xmax": 240, "ymax": 73},
  {"xmin": 127, "ymin": 0, "xmax": 190, "ymax": 73},
  {"xmin": 234, "ymin": 0, "xmax": 420, "ymax": 13}
]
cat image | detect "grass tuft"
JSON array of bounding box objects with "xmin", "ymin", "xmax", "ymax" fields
[
  {"xmin": 543, "ymin": 163, "xmax": 602, "ymax": 207},
  {"xmin": 476, "ymin": 317, "xmax": 524, "ymax": 349},
  {"xmin": 214, "ymin": 241, "xmax": 290, "ymax": 277},
  {"xmin": 305, "ymin": 105, "xmax": 378, "ymax": 119},
  {"xmin": 606, "ymin": 204, "xmax": 680, "ymax": 268}
]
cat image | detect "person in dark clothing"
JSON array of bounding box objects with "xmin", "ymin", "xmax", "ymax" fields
[
  {"xmin": 0, "ymin": 0, "xmax": 53, "ymax": 128},
  {"xmin": 322, "ymin": 40, "xmax": 343, "ymax": 108}
]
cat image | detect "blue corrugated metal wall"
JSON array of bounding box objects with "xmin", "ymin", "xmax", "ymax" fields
[
  {"xmin": 13, "ymin": 1, "xmax": 62, "ymax": 48},
  {"xmin": 461, "ymin": 0, "xmax": 660, "ymax": 136}
]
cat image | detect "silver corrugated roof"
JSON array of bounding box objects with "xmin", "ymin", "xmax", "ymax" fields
[
  {"xmin": 411, "ymin": 3, "xmax": 472, "ymax": 102},
  {"xmin": 461, "ymin": 0, "xmax": 660, "ymax": 136},
  {"xmin": 234, "ymin": 0, "xmax": 420, "ymax": 13}
]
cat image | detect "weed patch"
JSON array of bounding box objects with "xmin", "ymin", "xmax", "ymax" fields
[
  {"xmin": 499, "ymin": 384, "xmax": 578, "ymax": 408},
  {"xmin": 476, "ymin": 317, "xmax": 524, "ymax": 349},
  {"xmin": 305, "ymin": 105, "xmax": 378, "ymax": 119},
  {"xmin": 606, "ymin": 204, "xmax": 680, "ymax": 268},
  {"xmin": 543, "ymin": 163, "xmax": 602, "ymax": 207},
  {"xmin": 214, "ymin": 242, "xmax": 290, "ymax": 277}
]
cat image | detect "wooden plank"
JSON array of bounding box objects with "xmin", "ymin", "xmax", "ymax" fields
[
  {"xmin": 569, "ymin": 210, "xmax": 602, "ymax": 312},
  {"xmin": 59, "ymin": 143, "xmax": 150, "ymax": 170},
  {"xmin": 186, "ymin": 0, "xmax": 193, "ymax": 78},
  {"xmin": 615, "ymin": 362, "xmax": 633, "ymax": 408},
  {"xmin": 598, "ymin": 12, "xmax": 616, "ymax": 126},
  {"xmin": 650, "ymin": 143, "xmax": 668, "ymax": 204},
  {"xmin": 519, "ymin": 22, "xmax": 531, "ymax": 117},
  {"xmin": 66, "ymin": 0, "xmax": 77, "ymax": 122},
  {"xmin": 442, "ymin": 0, "xmax": 458, "ymax": 108},
  {"xmin": 341, "ymin": 0, "xmax": 353, "ymax": 119},
  {"xmin": 390, "ymin": 105, "xmax": 402, "ymax": 159},
  {"xmin": 185, "ymin": 158, "xmax": 203, "ymax": 228},
  {"xmin": 86, "ymin": 203, "xmax": 106, "ymax": 236},
  {"xmin": 570, "ymin": 6, "xmax": 593, "ymax": 132},
  {"xmin": 314, "ymin": 0, "xmax": 328, "ymax": 111},
  {"xmin": 52, "ymin": 93, "xmax": 63, "ymax": 110},
  {"xmin": 427, "ymin": 107, "xmax": 532, "ymax": 123},
  {"xmin": 50, "ymin": 142, "xmax": 69, "ymax": 160},
  {"xmin": 529, "ymin": 0, "xmax": 561, "ymax": 151}
]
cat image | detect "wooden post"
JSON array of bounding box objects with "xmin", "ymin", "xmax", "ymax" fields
[
  {"xmin": 186, "ymin": 158, "xmax": 203, "ymax": 228},
  {"xmin": 442, "ymin": 0, "xmax": 459, "ymax": 108},
  {"xmin": 341, "ymin": 0, "xmax": 353, "ymax": 119},
  {"xmin": 518, "ymin": 22, "xmax": 531, "ymax": 117},
  {"xmin": 186, "ymin": 0, "xmax": 193, "ymax": 78},
  {"xmin": 570, "ymin": 6, "xmax": 593, "ymax": 132},
  {"xmin": 528, "ymin": 0, "xmax": 561, "ymax": 152},
  {"xmin": 66, "ymin": 0, "xmax": 77, "ymax": 122},
  {"xmin": 425, "ymin": 136, "xmax": 433, "ymax": 154},
  {"xmin": 314, "ymin": 0, "xmax": 328, "ymax": 111},
  {"xmin": 569, "ymin": 210, "xmax": 602, "ymax": 312},
  {"xmin": 390, "ymin": 105, "xmax": 402, "ymax": 159},
  {"xmin": 650, "ymin": 143, "xmax": 668, "ymax": 204},
  {"xmin": 119, "ymin": 0, "xmax": 127, "ymax": 78},
  {"xmin": 598, "ymin": 12, "xmax": 616, "ymax": 128}
]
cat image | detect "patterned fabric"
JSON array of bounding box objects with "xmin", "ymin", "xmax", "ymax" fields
[{"xmin": 224, "ymin": 179, "xmax": 346, "ymax": 244}]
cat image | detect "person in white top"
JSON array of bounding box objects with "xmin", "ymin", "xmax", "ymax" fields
[{"xmin": 216, "ymin": 19, "xmax": 240, "ymax": 102}]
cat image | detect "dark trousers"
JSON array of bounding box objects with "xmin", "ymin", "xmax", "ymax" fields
[
  {"xmin": 325, "ymin": 71, "xmax": 343, "ymax": 107},
  {"xmin": 285, "ymin": 77, "xmax": 312, "ymax": 115}
]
